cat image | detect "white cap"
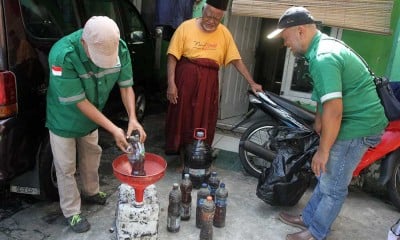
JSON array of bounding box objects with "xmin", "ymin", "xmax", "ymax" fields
[{"xmin": 82, "ymin": 16, "xmax": 120, "ymax": 68}]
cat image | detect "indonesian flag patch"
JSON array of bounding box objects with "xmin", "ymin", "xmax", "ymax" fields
[{"xmin": 51, "ymin": 65, "xmax": 62, "ymax": 76}]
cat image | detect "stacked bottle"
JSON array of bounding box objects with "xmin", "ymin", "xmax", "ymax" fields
[
  {"xmin": 180, "ymin": 173, "xmax": 192, "ymax": 221},
  {"xmin": 207, "ymin": 171, "xmax": 220, "ymax": 201},
  {"xmin": 183, "ymin": 128, "xmax": 212, "ymax": 188},
  {"xmin": 213, "ymin": 182, "xmax": 228, "ymax": 228},
  {"xmin": 199, "ymin": 196, "xmax": 215, "ymax": 240},
  {"xmin": 167, "ymin": 183, "xmax": 181, "ymax": 232},
  {"xmin": 196, "ymin": 183, "xmax": 210, "ymax": 228},
  {"xmin": 126, "ymin": 133, "xmax": 146, "ymax": 176}
]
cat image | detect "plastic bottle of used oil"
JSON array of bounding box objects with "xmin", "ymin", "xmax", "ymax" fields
[
  {"xmin": 180, "ymin": 173, "xmax": 192, "ymax": 220},
  {"xmin": 183, "ymin": 128, "xmax": 212, "ymax": 189},
  {"xmin": 126, "ymin": 133, "xmax": 145, "ymax": 176},
  {"xmin": 167, "ymin": 183, "xmax": 181, "ymax": 232},
  {"xmin": 199, "ymin": 196, "xmax": 215, "ymax": 240}
]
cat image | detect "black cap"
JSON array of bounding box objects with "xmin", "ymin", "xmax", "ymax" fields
[
  {"xmin": 267, "ymin": 6, "xmax": 320, "ymax": 39},
  {"xmin": 206, "ymin": 0, "xmax": 229, "ymax": 11}
]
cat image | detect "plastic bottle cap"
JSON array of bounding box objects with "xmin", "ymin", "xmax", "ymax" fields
[
  {"xmin": 207, "ymin": 196, "xmax": 212, "ymax": 201},
  {"xmin": 184, "ymin": 173, "xmax": 190, "ymax": 178},
  {"xmin": 173, "ymin": 183, "xmax": 179, "ymax": 188},
  {"xmin": 220, "ymin": 183, "xmax": 225, "ymax": 188},
  {"xmin": 196, "ymin": 131, "xmax": 205, "ymax": 138},
  {"xmin": 201, "ymin": 183, "xmax": 208, "ymax": 188}
]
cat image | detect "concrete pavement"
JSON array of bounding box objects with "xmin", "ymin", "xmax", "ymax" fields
[{"xmin": 0, "ymin": 111, "xmax": 398, "ymax": 239}]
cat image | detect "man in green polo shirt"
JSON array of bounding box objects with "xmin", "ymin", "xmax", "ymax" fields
[
  {"xmin": 46, "ymin": 16, "xmax": 146, "ymax": 233},
  {"xmin": 267, "ymin": 7, "xmax": 387, "ymax": 240}
]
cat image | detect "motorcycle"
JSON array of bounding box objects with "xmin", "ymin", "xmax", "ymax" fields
[{"xmin": 234, "ymin": 90, "xmax": 400, "ymax": 210}]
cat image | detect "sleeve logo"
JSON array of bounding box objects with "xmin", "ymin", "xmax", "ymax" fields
[{"xmin": 51, "ymin": 65, "xmax": 62, "ymax": 76}]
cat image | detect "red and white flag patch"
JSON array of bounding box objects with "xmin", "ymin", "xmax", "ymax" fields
[{"xmin": 52, "ymin": 66, "xmax": 62, "ymax": 76}]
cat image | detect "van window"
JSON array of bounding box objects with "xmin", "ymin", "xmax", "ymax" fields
[
  {"xmin": 119, "ymin": 0, "xmax": 147, "ymax": 41},
  {"xmin": 82, "ymin": 0, "xmax": 117, "ymax": 21},
  {"xmin": 20, "ymin": 0, "xmax": 78, "ymax": 38}
]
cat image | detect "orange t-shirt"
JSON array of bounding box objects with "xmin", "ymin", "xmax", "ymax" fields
[{"xmin": 167, "ymin": 19, "xmax": 241, "ymax": 67}]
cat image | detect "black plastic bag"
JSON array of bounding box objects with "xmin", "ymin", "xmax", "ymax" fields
[
  {"xmin": 256, "ymin": 127, "xmax": 319, "ymax": 206},
  {"xmin": 375, "ymin": 76, "xmax": 400, "ymax": 121}
]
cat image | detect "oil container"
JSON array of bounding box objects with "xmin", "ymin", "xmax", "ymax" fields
[{"xmin": 183, "ymin": 128, "xmax": 212, "ymax": 189}]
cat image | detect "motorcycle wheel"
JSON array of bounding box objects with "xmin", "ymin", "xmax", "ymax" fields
[
  {"xmin": 238, "ymin": 122, "xmax": 281, "ymax": 178},
  {"xmin": 388, "ymin": 157, "xmax": 400, "ymax": 211}
]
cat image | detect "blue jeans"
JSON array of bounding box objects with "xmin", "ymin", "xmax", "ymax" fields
[{"xmin": 302, "ymin": 134, "xmax": 382, "ymax": 240}]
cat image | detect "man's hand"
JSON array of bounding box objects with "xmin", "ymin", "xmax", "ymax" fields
[
  {"xmin": 311, "ymin": 149, "xmax": 329, "ymax": 177},
  {"xmin": 167, "ymin": 82, "xmax": 178, "ymax": 104},
  {"xmin": 127, "ymin": 119, "xmax": 147, "ymax": 143},
  {"xmin": 113, "ymin": 127, "xmax": 130, "ymax": 152},
  {"xmin": 249, "ymin": 82, "xmax": 263, "ymax": 94}
]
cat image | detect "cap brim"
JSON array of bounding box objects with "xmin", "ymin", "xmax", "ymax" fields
[
  {"xmin": 267, "ymin": 28, "xmax": 284, "ymax": 39},
  {"xmin": 87, "ymin": 45, "xmax": 119, "ymax": 69}
]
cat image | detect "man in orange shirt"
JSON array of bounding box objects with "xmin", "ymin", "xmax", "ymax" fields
[{"xmin": 165, "ymin": 0, "xmax": 262, "ymax": 170}]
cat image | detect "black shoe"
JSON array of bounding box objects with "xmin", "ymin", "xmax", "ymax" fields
[
  {"xmin": 66, "ymin": 214, "xmax": 90, "ymax": 233},
  {"xmin": 82, "ymin": 191, "xmax": 107, "ymax": 205}
]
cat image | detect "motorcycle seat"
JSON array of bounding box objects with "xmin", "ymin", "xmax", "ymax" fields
[{"xmin": 265, "ymin": 91, "xmax": 315, "ymax": 124}]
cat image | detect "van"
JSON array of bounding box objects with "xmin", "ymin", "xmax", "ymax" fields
[{"xmin": 0, "ymin": 0, "xmax": 164, "ymax": 200}]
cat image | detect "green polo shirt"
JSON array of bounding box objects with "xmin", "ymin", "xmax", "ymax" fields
[
  {"xmin": 46, "ymin": 29, "xmax": 133, "ymax": 138},
  {"xmin": 305, "ymin": 32, "xmax": 387, "ymax": 140}
]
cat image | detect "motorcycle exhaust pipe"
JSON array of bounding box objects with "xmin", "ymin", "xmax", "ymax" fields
[{"xmin": 239, "ymin": 140, "xmax": 276, "ymax": 162}]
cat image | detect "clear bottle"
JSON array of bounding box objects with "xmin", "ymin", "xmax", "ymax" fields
[
  {"xmin": 167, "ymin": 183, "xmax": 181, "ymax": 232},
  {"xmin": 180, "ymin": 173, "xmax": 192, "ymax": 221},
  {"xmin": 126, "ymin": 133, "xmax": 146, "ymax": 176},
  {"xmin": 207, "ymin": 171, "xmax": 220, "ymax": 201},
  {"xmin": 199, "ymin": 196, "xmax": 215, "ymax": 240},
  {"xmin": 213, "ymin": 182, "xmax": 228, "ymax": 228},
  {"xmin": 389, "ymin": 219, "xmax": 400, "ymax": 238},
  {"xmin": 196, "ymin": 183, "xmax": 210, "ymax": 228}
]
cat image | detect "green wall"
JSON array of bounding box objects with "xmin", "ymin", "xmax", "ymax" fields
[
  {"xmin": 341, "ymin": 0, "xmax": 399, "ymax": 79},
  {"xmin": 388, "ymin": 15, "xmax": 400, "ymax": 81}
]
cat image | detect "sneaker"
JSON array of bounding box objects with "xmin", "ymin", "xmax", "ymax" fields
[
  {"xmin": 82, "ymin": 191, "xmax": 107, "ymax": 205},
  {"xmin": 66, "ymin": 214, "xmax": 90, "ymax": 233}
]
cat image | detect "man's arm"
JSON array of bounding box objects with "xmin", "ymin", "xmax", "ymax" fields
[
  {"xmin": 166, "ymin": 54, "xmax": 178, "ymax": 104},
  {"xmin": 311, "ymin": 98, "xmax": 342, "ymax": 176},
  {"xmin": 76, "ymin": 100, "xmax": 129, "ymax": 151},
  {"xmin": 230, "ymin": 59, "xmax": 263, "ymax": 94},
  {"xmin": 120, "ymin": 87, "xmax": 146, "ymax": 142},
  {"xmin": 314, "ymin": 105, "xmax": 322, "ymax": 135}
]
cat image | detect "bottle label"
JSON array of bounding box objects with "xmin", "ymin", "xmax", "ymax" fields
[
  {"xmin": 197, "ymin": 198, "xmax": 206, "ymax": 206},
  {"xmin": 215, "ymin": 198, "xmax": 227, "ymax": 207},
  {"xmin": 189, "ymin": 168, "xmax": 205, "ymax": 176},
  {"xmin": 167, "ymin": 216, "xmax": 181, "ymax": 229},
  {"xmin": 181, "ymin": 204, "xmax": 191, "ymax": 217}
]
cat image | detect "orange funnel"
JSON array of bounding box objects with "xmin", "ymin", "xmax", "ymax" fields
[{"xmin": 112, "ymin": 153, "xmax": 167, "ymax": 207}]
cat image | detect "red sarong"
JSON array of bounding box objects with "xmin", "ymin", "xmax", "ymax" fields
[{"xmin": 165, "ymin": 57, "xmax": 219, "ymax": 153}]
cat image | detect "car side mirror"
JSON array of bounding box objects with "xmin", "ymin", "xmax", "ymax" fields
[{"xmin": 130, "ymin": 31, "xmax": 144, "ymax": 44}]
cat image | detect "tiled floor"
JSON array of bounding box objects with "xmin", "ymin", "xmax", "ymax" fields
[
  {"xmin": 211, "ymin": 119, "xmax": 247, "ymax": 172},
  {"xmin": 213, "ymin": 114, "xmax": 251, "ymax": 153},
  {"xmin": 212, "ymin": 133, "xmax": 240, "ymax": 153}
]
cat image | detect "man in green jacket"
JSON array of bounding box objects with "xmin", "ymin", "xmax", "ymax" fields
[{"xmin": 46, "ymin": 16, "xmax": 146, "ymax": 233}]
